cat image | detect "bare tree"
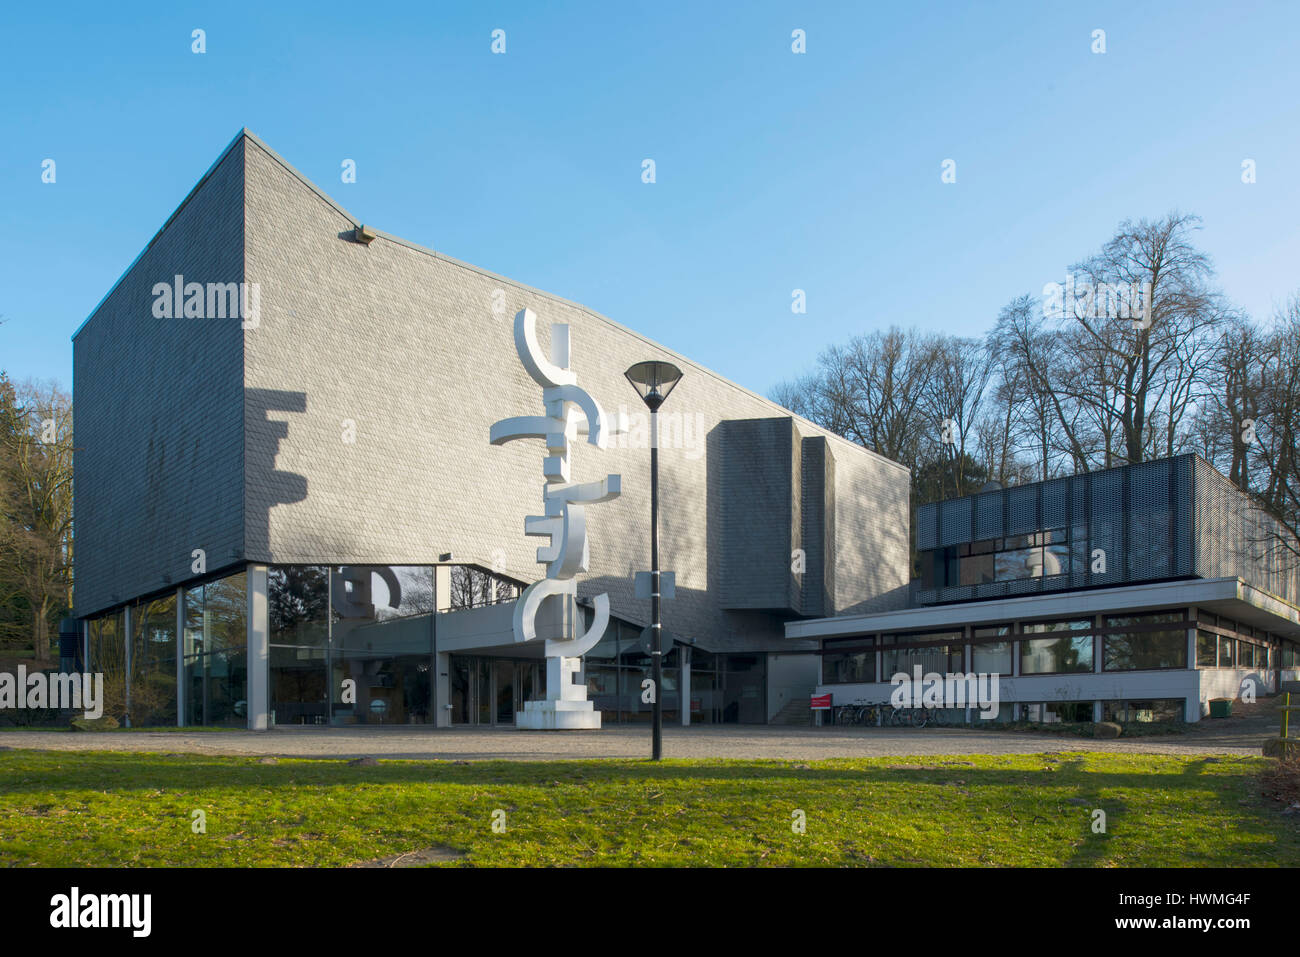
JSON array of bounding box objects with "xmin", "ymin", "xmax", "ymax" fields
[
  {"xmin": 919, "ymin": 335, "xmax": 992, "ymax": 499},
  {"xmin": 1066, "ymin": 212, "xmax": 1223, "ymax": 465},
  {"xmin": 773, "ymin": 326, "xmax": 937, "ymax": 471},
  {"xmin": 0, "ymin": 378, "xmax": 74, "ymax": 659}
]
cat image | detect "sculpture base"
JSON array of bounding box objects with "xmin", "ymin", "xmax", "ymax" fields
[{"xmin": 516, "ymin": 698, "xmax": 602, "ymax": 730}]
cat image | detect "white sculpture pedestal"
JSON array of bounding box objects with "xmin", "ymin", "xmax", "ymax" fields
[
  {"xmin": 517, "ymin": 698, "xmax": 601, "ymax": 729},
  {"xmin": 516, "ymin": 656, "xmax": 602, "ymax": 729}
]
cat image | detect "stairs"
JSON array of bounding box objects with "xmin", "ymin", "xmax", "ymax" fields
[{"xmin": 770, "ymin": 697, "xmax": 813, "ymax": 726}]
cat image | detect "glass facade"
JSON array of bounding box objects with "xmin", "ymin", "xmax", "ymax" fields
[
  {"xmin": 87, "ymin": 610, "xmax": 126, "ymax": 722},
  {"xmin": 971, "ymin": 625, "xmax": 1013, "ymax": 674},
  {"xmin": 822, "ymin": 637, "xmax": 875, "ymax": 684},
  {"xmin": 269, "ymin": 565, "xmax": 437, "ymax": 726},
  {"xmin": 881, "ymin": 630, "xmax": 963, "ymax": 677},
  {"xmin": 1102, "ymin": 699, "xmax": 1185, "ymax": 723},
  {"xmin": 915, "ymin": 456, "xmax": 1204, "ymax": 605},
  {"xmin": 268, "ymin": 566, "xmax": 330, "ymax": 725},
  {"xmin": 183, "ymin": 572, "xmax": 248, "ymax": 727},
  {"xmin": 1019, "ymin": 701, "xmax": 1093, "ymax": 723},
  {"xmin": 129, "ymin": 594, "xmax": 177, "ymax": 726},
  {"xmin": 1020, "ymin": 619, "xmax": 1093, "ymax": 675},
  {"xmin": 447, "ymin": 654, "xmax": 545, "ymax": 726},
  {"xmin": 1102, "ymin": 612, "xmax": 1187, "ymax": 671},
  {"xmin": 330, "ymin": 566, "xmax": 435, "ymax": 725}
]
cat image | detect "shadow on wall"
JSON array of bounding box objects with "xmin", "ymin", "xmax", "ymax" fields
[{"xmin": 246, "ymin": 388, "xmax": 309, "ymax": 558}]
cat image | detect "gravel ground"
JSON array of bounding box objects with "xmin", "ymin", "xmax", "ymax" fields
[{"xmin": 0, "ymin": 716, "xmax": 1276, "ymax": 762}]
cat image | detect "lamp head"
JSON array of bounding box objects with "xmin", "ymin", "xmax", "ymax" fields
[{"xmin": 625, "ymin": 360, "xmax": 683, "ymax": 412}]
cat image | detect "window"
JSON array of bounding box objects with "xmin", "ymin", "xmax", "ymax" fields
[
  {"xmin": 971, "ymin": 624, "xmax": 1013, "ymax": 674},
  {"xmin": 1103, "ymin": 612, "xmax": 1187, "ymax": 670},
  {"xmin": 1020, "ymin": 619, "xmax": 1093, "ymax": 674},
  {"xmin": 183, "ymin": 572, "xmax": 248, "ymax": 727},
  {"xmin": 1196, "ymin": 630, "xmax": 1218, "ymax": 668},
  {"xmin": 1218, "ymin": 636, "xmax": 1235, "ymax": 668},
  {"xmin": 1240, "ymin": 641, "xmax": 1260, "ymax": 669},
  {"xmin": 822, "ymin": 637, "xmax": 875, "ymax": 684},
  {"xmin": 957, "ymin": 540, "xmax": 997, "ymax": 585},
  {"xmin": 881, "ymin": 631, "xmax": 963, "ymax": 678},
  {"xmin": 1046, "ymin": 701, "xmax": 1093, "ymax": 723},
  {"xmin": 88, "ymin": 611, "xmax": 126, "ymax": 722},
  {"xmin": 994, "ymin": 529, "xmax": 1069, "ymax": 582},
  {"xmin": 1019, "ymin": 701, "xmax": 1093, "ymax": 723},
  {"xmin": 130, "ymin": 595, "xmax": 178, "ymax": 726},
  {"xmin": 1103, "ymin": 699, "xmax": 1185, "ymax": 724}
]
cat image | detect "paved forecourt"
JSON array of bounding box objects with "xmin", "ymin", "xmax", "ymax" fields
[{"xmin": 0, "ymin": 723, "xmax": 1269, "ymax": 761}]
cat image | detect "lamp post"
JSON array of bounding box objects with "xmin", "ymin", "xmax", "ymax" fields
[{"xmin": 625, "ymin": 360, "xmax": 683, "ymax": 760}]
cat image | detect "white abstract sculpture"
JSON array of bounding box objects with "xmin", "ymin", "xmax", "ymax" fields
[{"xmin": 490, "ymin": 308, "xmax": 622, "ymax": 729}]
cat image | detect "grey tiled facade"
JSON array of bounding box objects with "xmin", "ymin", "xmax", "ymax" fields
[
  {"xmin": 73, "ymin": 145, "xmax": 247, "ymax": 616},
  {"xmin": 73, "ymin": 130, "xmax": 911, "ymax": 657}
]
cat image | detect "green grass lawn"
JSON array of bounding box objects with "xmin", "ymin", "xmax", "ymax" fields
[{"xmin": 0, "ymin": 750, "xmax": 1294, "ymax": 867}]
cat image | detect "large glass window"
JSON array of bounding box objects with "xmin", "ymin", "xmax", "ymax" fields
[
  {"xmin": 129, "ymin": 595, "xmax": 178, "ymax": 726},
  {"xmin": 936, "ymin": 529, "xmax": 1073, "ymax": 588},
  {"xmin": 1019, "ymin": 701, "xmax": 1093, "ymax": 723},
  {"xmin": 1218, "ymin": 636, "xmax": 1235, "ymax": 667},
  {"xmin": 617, "ymin": 644, "xmax": 682, "ymax": 724},
  {"xmin": 1239, "ymin": 641, "xmax": 1260, "ymax": 669},
  {"xmin": 330, "ymin": 566, "xmax": 434, "ymax": 725},
  {"xmin": 1020, "ymin": 618, "xmax": 1093, "ymax": 674},
  {"xmin": 1103, "ymin": 612, "xmax": 1187, "ymax": 671},
  {"xmin": 971, "ymin": 625, "xmax": 1013, "ymax": 674},
  {"xmin": 1196, "ymin": 630, "xmax": 1218, "ymax": 668},
  {"xmin": 1282, "ymin": 642, "xmax": 1298, "ymax": 668},
  {"xmin": 957, "ymin": 540, "xmax": 996, "ymax": 586},
  {"xmin": 269, "ymin": 566, "xmax": 330, "ymax": 725},
  {"xmin": 448, "ymin": 565, "xmax": 519, "ymax": 609},
  {"xmin": 183, "ymin": 572, "xmax": 248, "ymax": 727},
  {"xmin": 881, "ymin": 631, "xmax": 964, "ymax": 677},
  {"xmin": 88, "ymin": 610, "xmax": 126, "ymax": 722},
  {"xmin": 822, "ymin": 637, "xmax": 875, "ymax": 684},
  {"xmin": 721, "ymin": 654, "xmax": 763, "ymax": 724},
  {"xmin": 1102, "ymin": 698, "xmax": 1185, "ymax": 723},
  {"xmin": 994, "ymin": 529, "xmax": 1069, "ymax": 581}
]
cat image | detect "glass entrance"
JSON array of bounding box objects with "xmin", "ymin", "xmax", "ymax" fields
[{"xmin": 449, "ymin": 655, "xmax": 545, "ymax": 726}]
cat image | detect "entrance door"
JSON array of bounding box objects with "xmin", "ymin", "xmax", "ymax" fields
[{"xmin": 495, "ymin": 660, "xmax": 516, "ymax": 725}]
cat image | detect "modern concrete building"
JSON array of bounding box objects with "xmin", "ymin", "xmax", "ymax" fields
[
  {"xmin": 792, "ymin": 454, "xmax": 1300, "ymax": 723},
  {"xmin": 73, "ymin": 130, "xmax": 1300, "ymax": 733},
  {"xmin": 71, "ymin": 130, "xmax": 911, "ymax": 729}
]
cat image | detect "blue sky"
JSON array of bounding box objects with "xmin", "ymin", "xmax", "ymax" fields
[{"xmin": 3, "ymin": 0, "xmax": 1298, "ymax": 397}]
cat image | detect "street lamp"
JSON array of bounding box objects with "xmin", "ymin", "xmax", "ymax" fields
[{"xmin": 624, "ymin": 360, "xmax": 683, "ymax": 760}]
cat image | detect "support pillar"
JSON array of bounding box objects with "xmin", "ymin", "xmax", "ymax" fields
[
  {"xmin": 175, "ymin": 587, "xmax": 186, "ymax": 727},
  {"xmin": 122, "ymin": 604, "xmax": 132, "ymax": 728},
  {"xmin": 680, "ymin": 644, "xmax": 691, "ymax": 726},
  {"xmin": 247, "ymin": 564, "xmax": 270, "ymax": 730}
]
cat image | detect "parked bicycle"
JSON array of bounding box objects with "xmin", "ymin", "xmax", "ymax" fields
[
  {"xmin": 835, "ymin": 700, "xmax": 882, "ymax": 726},
  {"xmin": 834, "ymin": 701, "xmax": 936, "ymax": 728},
  {"xmin": 882, "ymin": 704, "xmax": 929, "ymax": 728}
]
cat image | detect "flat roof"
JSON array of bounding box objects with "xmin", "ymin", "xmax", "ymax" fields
[{"xmin": 786, "ymin": 577, "xmax": 1300, "ymax": 641}]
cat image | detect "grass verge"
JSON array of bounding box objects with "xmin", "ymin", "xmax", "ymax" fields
[{"xmin": 0, "ymin": 750, "xmax": 1294, "ymax": 867}]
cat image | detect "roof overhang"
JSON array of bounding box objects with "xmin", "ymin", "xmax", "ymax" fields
[{"xmin": 786, "ymin": 578, "xmax": 1300, "ymax": 642}]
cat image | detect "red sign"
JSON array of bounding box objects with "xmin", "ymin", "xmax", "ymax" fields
[{"xmin": 810, "ymin": 693, "xmax": 832, "ymax": 710}]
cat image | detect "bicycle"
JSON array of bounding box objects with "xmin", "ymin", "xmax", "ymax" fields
[
  {"xmin": 882, "ymin": 704, "xmax": 929, "ymax": 728},
  {"xmin": 835, "ymin": 700, "xmax": 881, "ymax": 726}
]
